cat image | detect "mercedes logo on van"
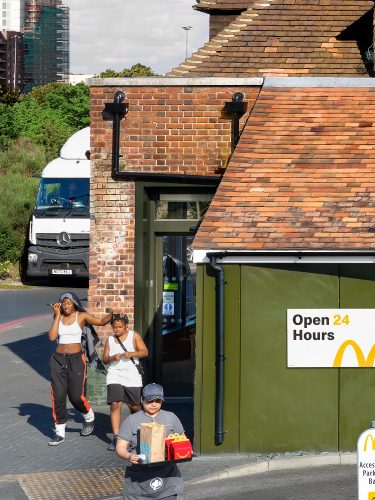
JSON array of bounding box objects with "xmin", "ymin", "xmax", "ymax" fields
[{"xmin": 57, "ymin": 231, "xmax": 71, "ymax": 247}]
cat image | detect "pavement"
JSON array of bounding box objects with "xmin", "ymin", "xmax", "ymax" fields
[{"xmin": 0, "ymin": 314, "xmax": 357, "ymax": 499}]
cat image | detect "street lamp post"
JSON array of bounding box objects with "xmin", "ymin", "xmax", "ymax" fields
[
  {"xmin": 182, "ymin": 26, "xmax": 193, "ymax": 59},
  {"xmin": 12, "ymin": 33, "xmax": 21, "ymax": 92}
]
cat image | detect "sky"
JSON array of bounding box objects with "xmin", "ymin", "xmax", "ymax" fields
[{"xmin": 64, "ymin": 0, "xmax": 209, "ymax": 76}]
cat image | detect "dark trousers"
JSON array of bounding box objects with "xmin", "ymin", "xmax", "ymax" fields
[{"xmin": 50, "ymin": 351, "xmax": 91, "ymax": 424}]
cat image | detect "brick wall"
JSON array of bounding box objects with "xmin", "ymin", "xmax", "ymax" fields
[{"xmin": 88, "ymin": 80, "xmax": 261, "ymax": 341}]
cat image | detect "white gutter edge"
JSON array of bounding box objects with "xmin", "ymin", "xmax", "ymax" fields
[
  {"xmin": 193, "ymin": 249, "xmax": 375, "ymax": 264},
  {"xmin": 89, "ymin": 77, "xmax": 264, "ymax": 87},
  {"xmin": 264, "ymin": 76, "xmax": 375, "ymax": 88}
]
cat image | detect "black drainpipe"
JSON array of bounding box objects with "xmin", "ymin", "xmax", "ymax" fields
[
  {"xmin": 208, "ymin": 255, "xmax": 226, "ymax": 446},
  {"xmin": 104, "ymin": 91, "xmax": 129, "ymax": 179}
]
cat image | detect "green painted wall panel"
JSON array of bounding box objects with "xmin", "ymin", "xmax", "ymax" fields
[
  {"xmin": 240, "ymin": 265, "xmax": 339, "ymax": 453},
  {"xmin": 198, "ymin": 265, "xmax": 241, "ymax": 453},
  {"xmin": 220, "ymin": 265, "xmax": 241, "ymax": 451},
  {"xmin": 339, "ymin": 265, "xmax": 375, "ymax": 451},
  {"xmin": 199, "ymin": 266, "xmax": 216, "ymax": 453},
  {"xmin": 197, "ymin": 262, "xmax": 375, "ymax": 453}
]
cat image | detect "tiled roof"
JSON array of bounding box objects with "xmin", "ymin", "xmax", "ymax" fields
[
  {"xmin": 170, "ymin": 0, "xmax": 373, "ymax": 77},
  {"xmin": 194, "ymin": 82, "xmax": 375, "ymax": 250},
  {"xmin": 194, "ymin": 0, "xmax": 251, "ymax": 11}
]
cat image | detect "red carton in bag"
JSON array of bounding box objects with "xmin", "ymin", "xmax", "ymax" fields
[
  {"xmin": 165, "ymin": 434, "xmax": 178, "ymax": 461},
  {"xmin": 165, "ymin": 433, "xmax": 193, "ymax": 461}
]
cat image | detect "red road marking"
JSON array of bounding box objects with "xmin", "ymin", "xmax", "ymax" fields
[{"xmin": 0, "ymin": 313, "xmax": 50, "ymax": 333}]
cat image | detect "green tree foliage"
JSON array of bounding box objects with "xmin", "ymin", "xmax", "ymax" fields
[
  {"xmin": 12, "ymin": 99, "xmax": 74, "ymax": 159},
  {"xmin": 0, "ymin": 137, "xmax": 47, "ymax": 176},
  {"xmin": 98, "ymin": 63, "xmax": 158, "ymax": 78},
  {"xmin": 27, "ymin": 82, "xmax": 63, "ymax": 104},
  {"xmin": 28, "ymin": 82, "xmax": 90, "ymax": 129},
  {"xmin": 0, "ymin": 172, "xmax": 39, "ymax": 262},
  {"xmin": 0, "ymin": 218, "xmax": 21, "ymax": 262},
  {"xmin": 0, "ymin": 83, "xmax": 22, "ymax": 106},
  {"xmin": 0, "ymin": 139, "xmax": 42, "ymax": 262},
  {"xmin": 0, "ymin": 104, "xmax": 17, "ymax": 148}
]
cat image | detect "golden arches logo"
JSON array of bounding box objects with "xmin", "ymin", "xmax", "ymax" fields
[
  {"xmin": 332, "ymin": 341, "xmax": 375, "ymax": 367},
  {"xmin": 364, "ymin": 434, "xmax": 375, "ymax": 452}
]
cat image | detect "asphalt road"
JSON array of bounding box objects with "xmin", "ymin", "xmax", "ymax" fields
[
  {"xmin": 183, "ymin": 465, "xmax": 357, "ymax": 500},
  {"xmin": 0, "ymin": 279, "xmax": 88, "ymax": 322}
]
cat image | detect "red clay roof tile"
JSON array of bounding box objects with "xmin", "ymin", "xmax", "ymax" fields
[{"xmin": 194, "ymin": 84, "xmax": 375, "ymax": 250}]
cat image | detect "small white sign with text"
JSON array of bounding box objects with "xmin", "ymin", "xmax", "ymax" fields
[{"xmin": 358, "ymin": 427, "xmax": 375, "ymax": 499}]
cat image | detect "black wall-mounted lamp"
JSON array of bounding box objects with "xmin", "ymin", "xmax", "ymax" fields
[
  {"xmin": 104, "ymin": 91, "xmax": 129, "ymax": 179},
  {"xmin": 224, "ymin": 92, "xmax": 247, "ymax": 149}
]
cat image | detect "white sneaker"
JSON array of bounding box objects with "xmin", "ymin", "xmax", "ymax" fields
[{"xmin": 48, "ymin": 435, "xmax": 65, "ymax": 446}]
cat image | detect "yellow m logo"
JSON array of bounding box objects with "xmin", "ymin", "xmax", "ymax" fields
[
  {"xmin": 364, "ymin": 434, "xmax": 375, "ymax": 452},
  {"xmin": 333, "ymin": 341, "xmax": 375, "ymax": 367}
]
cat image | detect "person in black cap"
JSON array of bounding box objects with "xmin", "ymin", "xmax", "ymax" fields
[
  {"xmin": 47, "ymin": 291, "xmax": 115, "ymax": 446},
  {"xmin": 116, "ymin": 383, "xmax": 186, "ymax": 499}
]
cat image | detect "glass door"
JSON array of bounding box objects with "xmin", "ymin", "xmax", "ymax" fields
[{"xmin": 156, "ymin": 234, "xmax": 196, "ymax": 397}]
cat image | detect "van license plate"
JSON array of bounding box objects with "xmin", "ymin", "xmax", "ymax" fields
[{"xmin": 51, "ymin": 269, "xmax": 72, "ymax": 275}]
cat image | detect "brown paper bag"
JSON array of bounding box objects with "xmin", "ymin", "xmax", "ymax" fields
[{"xmin": 140, "ymin": 422, "xmax": 166, "ymax": 463}]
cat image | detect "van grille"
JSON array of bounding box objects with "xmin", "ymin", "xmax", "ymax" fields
[{"xmin": 36, "ymin": 233, "xmax": 89, "ymax": 253}]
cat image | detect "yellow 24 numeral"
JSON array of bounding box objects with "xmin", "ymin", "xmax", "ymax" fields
[{"xmin": 333, "ymin": 314, "xmax": 350, "ymax": 326}]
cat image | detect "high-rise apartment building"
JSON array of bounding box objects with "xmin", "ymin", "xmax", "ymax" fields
[
  {"xmin": 0, "ymin": 1, "xmax": 24, "ymax": 91},
  {"xmin": 0, "ymin": 0, "xmax": 69, "ymax": 92},
  {"xmin": 0, "ymin": 30, "xmax": 23, "ymax": 91},
  {"xmin": 23, "ymin": 0, "xmax": 69, "ymax": 92},
  {"xmin": 1, "ymin": 0, "xmax": 25, "ymax": 31}
]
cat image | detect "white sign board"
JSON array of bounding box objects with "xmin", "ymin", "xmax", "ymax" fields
[
  {"xmin": 162, "ymin": 291, "xmax": 174, "ymax": 316},
  {"xmin": 287, "ymin": 309, "xmax": 375, "ymax": 368},
  {"xmin": 358, "ymin": 427, "xmax": 375, "ymax": 499}
]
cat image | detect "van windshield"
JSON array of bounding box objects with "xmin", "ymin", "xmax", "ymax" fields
[{"xmin": 36, "ymin": 178, "xmax": 89, "ymax": 215}]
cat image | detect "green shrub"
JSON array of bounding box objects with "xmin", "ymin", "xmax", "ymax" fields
[
  {"xmin": 0, "ymin": 104, "xmax": 17, "ymax": 148},
  {"xmin": 0, "ymin": 260, "xmax": 11, "ymax": 279},
  {"xmin": 12, "ymin": 99, "xmax": 74, "ymax": 159},
  {"xmin": 0, "ymin": 137, "xmax": 47, "ymax": 176},
  {"xmin": 0, "ymin": 220, "xmax": 21, "ymax": 262},
  {"xmin": 0, "ymin": 173, "xmax": 39, "ymax": 262}
]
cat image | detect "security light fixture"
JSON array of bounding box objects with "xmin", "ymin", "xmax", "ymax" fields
[
  {"xmin": 104, "ymin": 91, "xmax": 129, "ymax": 179},
  {"xmin": 224, "ymin": 92, "xmax": 247, "ymax": 148}
]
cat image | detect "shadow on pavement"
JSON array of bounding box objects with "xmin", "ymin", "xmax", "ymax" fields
[
  {"xmin": 14, "ymin": 403, "xmax": 113, "ymax": 444},
  {"xmin": 15, "ymin": 403, "xmax": 53, "ymax": 438},
  {"xmin": 4, "ymin": 331, "xmax": 55, "ymax": 381}
]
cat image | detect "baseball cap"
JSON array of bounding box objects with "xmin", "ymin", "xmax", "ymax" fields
[{"xmin": 142, "ymin": 383, "xmax": 164, "ymax": 402}]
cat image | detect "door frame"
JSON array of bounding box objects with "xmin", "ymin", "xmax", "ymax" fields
[{"xmin": 134, "ymin": 182, "xmax": 217, "ymax": 384}]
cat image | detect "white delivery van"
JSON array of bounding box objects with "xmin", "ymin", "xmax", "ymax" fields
[{"xmin": 27, "ymin": 127, "xmax": 90, "ymax": 278}]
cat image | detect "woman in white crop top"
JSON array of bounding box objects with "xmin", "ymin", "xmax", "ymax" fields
[{"xmin": 47, "ymin": 291, "xmax": 115, "ymax": 446}]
